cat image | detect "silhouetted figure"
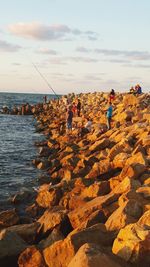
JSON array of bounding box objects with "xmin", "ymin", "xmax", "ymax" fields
[
  {"xmin": 77, "ymin": 99, "xmax": 81, "ymax": 116},
  {"xmin": 44, "ymin": 95, "xmax": 47, "ymax": 104},
  {"xmin": 66, "ymin": 106, "xmax": 73, "ymax": 133}
]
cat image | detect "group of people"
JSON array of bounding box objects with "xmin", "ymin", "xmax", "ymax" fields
[
  {"xmin": 129, "ymin": 84, "xmax": 142, "ymax": 95},
  {"xmin": 66, "ymin": 99, "xmax": 81, "ymax": 132},
  {"xmin": 65, "ymin": 83, "xmax": 143, "ymax": 137},
  {"xmin": 66, "ymin": 91, "xmax": 114, "ymax": 136}
]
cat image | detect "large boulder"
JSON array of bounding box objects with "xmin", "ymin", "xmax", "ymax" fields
[
  {"xmin": 89, "ymin": 138, "xmax": 110, "ymax": 153},
  {"xmin": 123, "ymin": 94, "xmax": 139, "ymax": 106},
  {"xmin": 43, "ymin": 224, "xmax": 115, "ymax": 267},
  {"xmin": 3, "ymin": 222, "xmax": 40, "ymax": 244},
  {"xmin": 120, "ymin": 163, "xmax": 146, "ymax": 180},
  {"xmin": 36, "ymin": 184, "xmax": 62, "ymax": 208},
  {"xmin": 81, "ymin": 181, "xmax": 110, "ymax": 198},
  {"xmin": 86, "ymin": 159, "xmax": 112, "ymax": 179},
  {"xmin": 105, "ymin": 199, "xmax": 142, "ymax": 232},
  {"xmin": 112, "ymin": 153, "xmax": 129, "ymax": 168},
  {"xmin": 112, "ymin": 177, "xmax": 141, "ymax": 195},
  {"xmin": 125, "ymin": 152, "xmax": 148, "ymax": 166},
  {"xmin": 68, "ymin": 243, "xmax": 131, "ymax": 267},
  {"xmin": 18, "ymin": 246, "xmax": 46, "ymax": 267},
  {"xmin": 112, "ymin": 212, "xmax": 150, "ymax": 266},
  {"xmin": 37, "ymin": 208, "xmax": 71, "ymax": 237},
  {"xmin": 0, "ymin": 229, "xmax": 27, "ymax": 267},
  {"xmin": 0, "ymin": 209, "xmax": 19, "ymax": 229},
  {"xmin": 68, "ymin": 192, "xmax": 119, "ymax": 229}
]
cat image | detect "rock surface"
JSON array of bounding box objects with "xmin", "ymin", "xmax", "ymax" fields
[{"xmin": 1, "ymin": 92, "xmax": 150, "ymax": 267}]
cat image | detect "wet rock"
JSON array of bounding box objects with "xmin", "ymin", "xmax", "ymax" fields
[
  {"xmin": 12, "ymin": 189, "xmax": 36, "ymax": 205},
  {"xmin": 3, "ymin": 222, "xmax": 40, "ymax": 244},
  {"xmin": 39, "ymin": 147, "xmax": 51, "ymax": 157},
  {"xmin": 0, "ymin": 229, "xmax": 27, "ymax": 267},
  {"xmin": 0, "ymin": 209, "xmax": 19, "ymax": 229},
  {"xmin": 37, "ymin": 160, "xmax": 51, "ymax": 170}
]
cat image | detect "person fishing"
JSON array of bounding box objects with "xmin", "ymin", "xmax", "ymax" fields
[{"xmin": 43, "ymin": 95, "xmax": 47, "ymax": 103}]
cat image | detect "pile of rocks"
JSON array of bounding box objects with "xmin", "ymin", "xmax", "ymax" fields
[{"xmin": 0, "ymin": 92, "xmax": 150, "ymax": 267}]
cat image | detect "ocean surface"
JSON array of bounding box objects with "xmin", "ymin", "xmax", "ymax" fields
[{"xmin": 0, "ymin": 92, "xmax": 55, "ymax": 209}]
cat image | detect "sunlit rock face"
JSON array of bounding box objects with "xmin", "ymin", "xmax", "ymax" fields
[{"xmin": 0, "ymin": 92, "xmax": 150, "ymax": 267}]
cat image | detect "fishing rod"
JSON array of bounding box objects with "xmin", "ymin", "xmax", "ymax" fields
[{"xmin": 31, "ymin": 61, "xmax": 59, "ymax": 99}]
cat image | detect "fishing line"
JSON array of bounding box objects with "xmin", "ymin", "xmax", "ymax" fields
[{"xmin": 30, "ymin": 61, "xmax": 59, "ymax": 99}]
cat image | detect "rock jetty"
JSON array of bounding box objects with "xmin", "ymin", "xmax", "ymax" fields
[{"xmin": 0, "ymin": 92, "xmax": 150, "ymax": 267}]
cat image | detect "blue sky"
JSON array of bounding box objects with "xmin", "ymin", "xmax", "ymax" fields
[{"xmin": 0, "ymin": 0, "xmax": 150, "ymax": 94}]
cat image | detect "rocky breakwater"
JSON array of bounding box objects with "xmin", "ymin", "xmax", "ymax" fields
[{"xmin": 0, "ymin": 92, "xmax": 150, "ymax": 267}]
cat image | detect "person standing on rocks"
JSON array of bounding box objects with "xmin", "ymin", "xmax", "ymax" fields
[
  {"xmin": 72, "ymin": 102, "xmax": 77, "ymax": 116},
  {"xmin": 77, "ymin": 99, "xmax": 81, "ymax": 116},
  {"xmin": 109, "ymin": 89, "xmax": 115, "ymax": 102},
  {"xmin": 66, "ymin": 105, "xmax": 73, "ymax": 133},
  {"xmin": 43, "ymin": 95, "xmax": 47, "ymax": 104},
  {"xmin": 106, "ymin": 102, "xmax": 113, "ymax": 130}
]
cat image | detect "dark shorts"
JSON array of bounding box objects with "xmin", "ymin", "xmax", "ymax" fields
[{"xmin": 67, "ymin": 121, "xmax": 72, "ymax": 129}]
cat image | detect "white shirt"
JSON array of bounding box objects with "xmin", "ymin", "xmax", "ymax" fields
[{"xmin": 85, "ymin": 121, "xmax": 92, "ymax": 132}]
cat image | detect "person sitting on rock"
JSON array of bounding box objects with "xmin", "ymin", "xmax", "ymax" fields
[
  {"xmin": 129, "ymin": 86, "xmax": 135, "ymax": 94},
  {"xmin": 109, "ymin": 89, "xmax": 115, "ymax": 102},
  {"xmin": 136, "ymin": 84, "xmax": 142, "ymax": 95},
  {"xmin": 79, "ymin": 117, "xmax": 92, "ymax": 137},
  {"xmin": 66, "ymin": 105, "xmax": 73, "ymax": 133}
]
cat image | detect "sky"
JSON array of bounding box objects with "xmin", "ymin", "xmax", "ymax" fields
[{"xmin": 0, "ymin": 0, "xmax": 150, "ymax": 94}]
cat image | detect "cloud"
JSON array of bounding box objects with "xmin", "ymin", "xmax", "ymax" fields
[
  {"xmin": 134, "ymin": 64, "xmax": 150, "ymax": 68},
  {"xmin": 76, "ymin": 46, "xmax": 91, "ymax": 53},
  {"xmin": 123, "ymin": 63, "xmax": 150, "ymax": 69},
  {"xmin": 36, "ymin": 47, "xmax": 58, "ymax": 55},
  {"xmin": 45, "ymin": 56, "xmax": 98, "ymax": 65},
  {"xmin": 69, "ymin": 56, "xmax": 98, "ymax": 63},
  {"xmin": 0, "ymin": 40, "xmax": 21, "ymax": 52},
  {"xmin": 84, "ymin": 74, "xmax": 102, "ymax": 81},
  {"xmin": 105, "ymin": 59, "xmax": 131, "ymax": 64},
  {"xmin": 52, "ymin": 72, "xmax": 74, "ymax": 77},
  {"xmin": 8, "ymin": 22, "xmax": 98, "ymax": 41},
  {"xmin": 12, "ymin": 63, "xmax": 21, "ymax": 66},
  {"xmin": 47, "ymin": 57, "xmax": 67, "ymax": 65},
  {"xmin": 8, "ymin": 22, "xmax": 70, "ymax": 40},
  {"xmin": 85, "ymin": 30, "xmax": 98, "ymax": 41},
  {"xmin": 94, "ymin": 49, "xmax": 150, "ymax": 61},
  {"xmin": 76, "ymin": 47, "xmax": 150, "ymax": 63}
]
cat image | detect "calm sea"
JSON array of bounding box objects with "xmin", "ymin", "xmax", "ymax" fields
[{"xmin": 0, "ymin": 92, "xmax": 55, "ymax": 209}]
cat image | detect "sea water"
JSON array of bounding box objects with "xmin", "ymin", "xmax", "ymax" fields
[{"xmin": 0, "ymin": 92, "xmax": 54, "ymax": 209}]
